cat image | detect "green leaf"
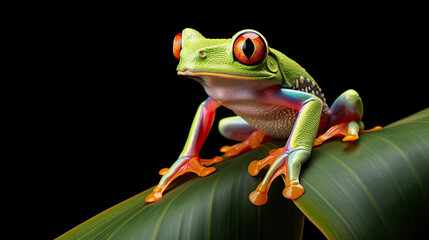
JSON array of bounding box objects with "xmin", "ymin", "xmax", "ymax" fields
[
  {"xmin": 294, "ymin": 108, "xmax": 429, "ymax": 239},
  {"xmin": 57, "ymin": 108, "xmax": 429, "ymax": 240},
  {"xmin": 57, "ymin": 141, "xmax": 305, "ymax": 240}
]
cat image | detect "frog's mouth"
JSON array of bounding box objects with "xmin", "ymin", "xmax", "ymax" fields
[
  {"xmin": 177, "ymin": 69, "xmax": 274, "ymax": 87},
  {"xmin": 177, "ymin": 69, "xmax": 258, "ymax": 80}
]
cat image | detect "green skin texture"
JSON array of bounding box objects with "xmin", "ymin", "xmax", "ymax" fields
[
  {"xmin": 153, "ymin": 28, "xmax": 364, "ymax": 205},
  {"xmin": 177, "ymin": 29, "xmax": 312, "ymax": 87}
]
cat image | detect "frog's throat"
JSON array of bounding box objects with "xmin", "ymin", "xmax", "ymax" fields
[{"xmin": 177, "ymin": 69, "xmax": 264, "ymax": 80}]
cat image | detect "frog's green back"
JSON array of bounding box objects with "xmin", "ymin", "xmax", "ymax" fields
[{"xmin": 269, "ymin": 48, "xmax": 317, "ymax": 88}]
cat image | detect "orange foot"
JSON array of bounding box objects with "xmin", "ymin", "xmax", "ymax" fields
[
  {"xmin": 248, "ymin": 148, "xmax": 284, "ymax": 205},
  {"xmin": 314, "ymin": 122, "xmax": 382, "ymax": 146},
  {"xmin": 248, "ymin": 148, "xmax": 284, "ymax": 176},
  {"xmin": 158, "ymin": 156, "xmax": 224, "ymax": 176},
  {"xmin": 247, "ymin": 148, "xmax": 304, "ymax": 205},
  {"xmin": 220, "ymin": 130, "xmax": 268, "ymax": 157},
  {"xmin": 145, "ymin": 156, "xmax": 223, "ymax": 203}
]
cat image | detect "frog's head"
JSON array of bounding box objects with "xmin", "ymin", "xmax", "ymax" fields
[{"xmin": 174, "ymin": 28, "xmax": 285, "ymax": 86}]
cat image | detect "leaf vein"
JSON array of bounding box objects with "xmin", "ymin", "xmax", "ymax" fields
[
  {"xmin": 302, "ymin": 178, "xmax": 358, "ymax": 239},
  {"xmin": 372, "ymin": 135, "xmax": 429, "ymax": 205},
  {"xmin": 207, "ymin": 172, "xmax": 223, "ymax": 240},
  {"xmin": 324, "ymin": 152, "xmax": 389, "ymax": 231},
  {"xmin": 151, "ymin": 180, "xmax": 201, "ymax": 240}
]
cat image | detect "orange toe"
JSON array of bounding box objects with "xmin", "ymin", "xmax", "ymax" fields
[
  {"xmin": 249, "ymin": 189, "xmax": 269, "ymax": 206},
  {"xmin": 314, "ymin": 123, "xmax": 348, "ymax": 146},
  {"xmin": 313, "ymin": 138, "xmax": 324, "ymax": 146},
  {"xmin": 220, "ymin": 145, "xmax": 233, "ymax": 153},
  {"xmin": 220, "ymin": 131, "xmax": 266, "ymax": 157},
  {"xmin": 145, "ymin": 192, "xmax": 163, "ymax": 203},
  {"xmin": 315, "ymin": 123, "xmax": 383, "ymax": 146},
  {"xmin": 159, "ymin": 168, "xmax": 169, "ymax": 176},
  {"xmin": 247, "ymin": 148, "xmax": 283, "ymax": 176},
  {"xmin": 198, "ymin": 166, "xmax": 216, "ymax": 177},
  {"xmin": 283, "ymin": 183, "xmax": 304, "ymax": 199},
  {"xmin": 362, "ymin": 126, "xmax": 383, "ymax": 132},
  {"xmin": 200, "ymin": 156, "xmax": 224, "ymax": 166},
  {"xmin": 248, "ymin": 160, "xmax": 260, "ymax": 176},
  {"xmin": 146, "ymin": 157, "xmax": 218, "ymax": 204},
  {"xmin": 145, "ymin": 185, "xmax": 165, "ymax": 203},
  {"xmin": 343, "ymin": 134, "xmax": 359, "ymax": 142},
  {"xmin": 220, "ymin": 143, "xmax": 250, "ymax": 157}
]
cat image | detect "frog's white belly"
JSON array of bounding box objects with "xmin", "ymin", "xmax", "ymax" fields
[
  {"xmin": 201, "ymin": 79, "xmax": 298, "ymax": 139},
  {"xmin": 223, "ymin": 102, "xmax": 298, "ymax": 139}
]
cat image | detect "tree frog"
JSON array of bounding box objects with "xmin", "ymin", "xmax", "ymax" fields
[{"xmin": 145, "ymin": 29, "xmax": 381, "ymax": 205}]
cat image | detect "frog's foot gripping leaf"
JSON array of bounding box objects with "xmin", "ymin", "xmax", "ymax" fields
[
  {"xmin": 247, "ymin": 148, "xmax": 305, "ymax": 205},
  {"xmin": 145, "ymin": 156, "xmax": 223, "ymax": 203},
  {"xmin": 220, "ymin": 130, "xmax": 268, "ymax": 157},
  {"xmin": 314, "ymin": 121, "xmax": 383, "ymax": 146},
  {"xmin": 158, "ymin": 156, "xmax": 224, "ymax": 176}
]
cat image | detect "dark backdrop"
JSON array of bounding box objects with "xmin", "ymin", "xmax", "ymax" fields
[{"xmin": 35, "ymin": 8, "xmax": 427, "ymax": 239}]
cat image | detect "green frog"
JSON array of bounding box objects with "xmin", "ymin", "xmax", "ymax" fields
[{"xmin": 146, "ymin": 28, "xmax": 381, "ymax": 205}]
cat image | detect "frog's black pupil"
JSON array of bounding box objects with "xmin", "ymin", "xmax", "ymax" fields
[{"xmin": 242, "ymin": 38, "xmax": 255, "ymax": 60}]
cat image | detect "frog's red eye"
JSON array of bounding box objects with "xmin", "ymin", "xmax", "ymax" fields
[
  {"xmin": 233, "ymin": 31, "xmax": 268, "ymax": 65},
  {"xmin": 173, "ymin": 32, "xmax": 182, "ymax": 60}
]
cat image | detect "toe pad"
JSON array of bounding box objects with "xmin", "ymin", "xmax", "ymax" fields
[{"xmin": 283, "ymin": 184, "xmax": 304, "ymax": 199}]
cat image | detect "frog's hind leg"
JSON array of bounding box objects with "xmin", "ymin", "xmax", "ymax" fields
[
  {"xmin": 219, "ymin": 116, "xmax": 257, "ymax": 141},
  {"xmin": 314, "ymin": 89, "xmax": 382, "ymax": 146},
  {"xmin": 314, "ymin": 89, "xmax": 363, "ymax": 146},
  {"xmin": 329, "ymin": 89, "xmax": 364, "ymax": 126},
  {"xmin": 314, "ymin": 121, "xmax": 363, "ymax": 146},
  {"xmin": 218, "ymin": 116, "xmax": 274, "ymax": 157}
]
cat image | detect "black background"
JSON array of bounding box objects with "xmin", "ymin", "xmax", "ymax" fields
[{"xmin": 28, "ymin": 6, "xmax": 427, "ymax": 239}]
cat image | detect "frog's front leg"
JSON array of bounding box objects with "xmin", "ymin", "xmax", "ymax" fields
[
  {"xmin": 248, "ymin": 87, "xmax": 323, "ymax": 205},
  {"xmin": 145, "ymin": 97, "xmax": 223, "ymax": 203}
]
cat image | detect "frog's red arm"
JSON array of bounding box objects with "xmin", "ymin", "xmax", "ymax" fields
[{"xmin": 145, "ymin": 97, "xmax": 222, "ymax": 203}]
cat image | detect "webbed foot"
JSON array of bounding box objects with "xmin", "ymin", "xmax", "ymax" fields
[
  {"xmin": 314, "ymin": 121, "xmax": 382, "ymax": 146},
  {"xmin": 248, "ymin": 148, "xmax": 284, "ymax": 176},
  {"xmin": 158, "ymin": 156, "xmax": 224, "ymax": 176},
  {"xmin": 220, "ymin": 130, "xmax": 267, "ymax": 157},
  {"xmin": 248, "ymin": 148, "xmax": 308, "ymax": 205},
  {"xmin": 145, "ymin": 156, "xmax": 221, "ymax": 203}
]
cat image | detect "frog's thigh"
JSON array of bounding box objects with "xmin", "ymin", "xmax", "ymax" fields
[
  {"xmin": 219, "ymin": 116, "xmax": 256, "ymax": 141},
  {"xmin": 329, "ymin": 89, "xmax": 364, "ymax": 126}
]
